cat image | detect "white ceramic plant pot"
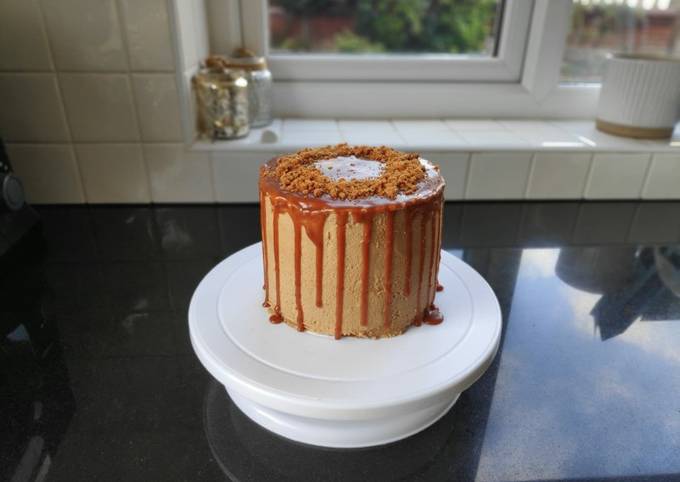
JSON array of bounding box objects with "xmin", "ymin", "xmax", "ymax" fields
[{"xmin": 596, "ymin": 53, "xmax": 680, "ymax": 139}]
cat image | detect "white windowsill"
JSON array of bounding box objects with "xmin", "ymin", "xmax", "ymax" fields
[{"xmin": 191, "ymin": 119, "xmax": 680, "ymax": 154}]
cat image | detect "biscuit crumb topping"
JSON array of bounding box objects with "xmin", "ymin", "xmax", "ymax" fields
[{"xmin": 266, "ymin": 144, "xmax": 427, "ymax": 199}]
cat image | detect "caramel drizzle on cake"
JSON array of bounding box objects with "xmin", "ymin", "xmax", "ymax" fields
[
  {"xmin": 335, "ymin": 212, "xmax": 348, "ymax": 339},
  {"xmin": 293, "ymin": 219, "xmax": 304, "ymax": 331},
  {"xmin": 260, "ymin": 144, "xmax": 445, "ymax": 339},
  {"xmin": 404, "ymin": 208, "xmax": 414, "ymax": 297},
  {"xmin": 383, "ymin": 210, "xmax": 395, "ymax": 328},
  {"xmin": 259, "ymin": 190, "xmax": 269, "ymax": 307},
  {"xmin": 309, "ymin": 213, "xmax": 328, "ymax": 308},
  {"xmin": 269, "ymin": 199, "xmax": 283, "ymax": 324}
]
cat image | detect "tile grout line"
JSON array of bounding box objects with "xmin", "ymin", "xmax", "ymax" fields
[
  {"xmin": 459, "ymin": 152, "xmax": 472, "ymax": 201},
  {"xmin": 523, "ymin": 152, "xmax": 537, "ymax": 199},
  {"xmin": 638, "ymin": 153, "xmax": 654, "ymax": 200},
  {"xmin": 161, "ymin": 0, "xmax": 191, "ymax": 154},
  {"xmin": 166, "ymin": 0, "xmax": 198, "ymax": 145},
  {"xmin": 114, "ymin": 0, "xmax": 153, "ymax": 202},
  {"xmin": 336, "ymin": 120, "xmax": 347, "ymax": 143},
  {"xmin": 462, "ymin": 152, "xmax": 474, "ymax": 200},
  {"xmin": 0, "ymin": 69, "xmax": 176, "ymax": 75},
  {"xmin": 6, "ymin": 140, "xmax": 185, "ymax": 146},
  {"xmin": 34, "ymin": 0, "xmax": 56, "ymax": 73},
  {"xmin": 581, "ymin": 152, "xmax": 596, "ymax": 200},
  {"xmin": 208, "ymin": 153, "xmax": 219, "ymax": 202},
  {"xmin": 35, "ymin": 0, "xmax": 88, "ymax": 203},
  {"xmin": 625, "ymin": 203, "xmax": 643, "ymax": 243},
  {"xmin": 387, "ymin": 119, "xmax": 408, "ymax": 145},
  {"xmin": 4, "ymin": 140, "xmax": 676, "ymax": 153}
]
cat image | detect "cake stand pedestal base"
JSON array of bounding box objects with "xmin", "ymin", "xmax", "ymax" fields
[
  {"xmin": 228, "ymin": 388, "xmax": 459, "ymax": 448},
  {"xmin": 190, "ymin": 243, "xmax": 501, "ymax": 448}
]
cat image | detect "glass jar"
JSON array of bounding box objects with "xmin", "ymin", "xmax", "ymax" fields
[
  {"xmin": 192, "ymin": 68, "xmax": 250, "ymax": 140},
  {"xmin": 226, "ymin": 49, "xmax": 273, "ymax": 128}
]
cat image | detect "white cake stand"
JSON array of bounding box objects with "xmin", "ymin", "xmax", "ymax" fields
[{"xmin": 190, "ymin": 243, "xmax": 501, "ymax": 448}]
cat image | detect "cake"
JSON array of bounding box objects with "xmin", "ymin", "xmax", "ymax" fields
[{"xmin": 259, "ymin": 144, "xmax": 445, "ymax": 339}]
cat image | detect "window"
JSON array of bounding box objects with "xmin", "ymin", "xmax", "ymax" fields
[
  {"xmin": 207, "ymin": 0, "xmax": 614, "ymax": 117},
  {"xmin": 241, "ymin": 0, "xmax": 534, "ymax": 81},
  {"xmin": 562, "ymin": 0, "xmax": 680, "ymax": 82},
  {"xmin": 269, "ymin": 0, "xmax": 502, "ymax": 56}
]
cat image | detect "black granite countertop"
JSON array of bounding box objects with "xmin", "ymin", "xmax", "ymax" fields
[{"xmin": 2, "ymin": 202, "xmax": 680, "ymax": 482}]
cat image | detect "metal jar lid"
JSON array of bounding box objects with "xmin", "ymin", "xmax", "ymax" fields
[
  {"xmin": 193, "ymin": 67, "xmax": 249, "ymax": 87},
  {"xmin": 225, "ymin": 48, "xmax": 268, "ymax": 71}
]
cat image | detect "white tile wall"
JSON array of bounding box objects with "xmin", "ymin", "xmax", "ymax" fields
[
  {"xmin": 585, "ymin": 153, "xmax": 651, "ymax": 199},
  {"xmin": 500, "ymin": 120, "xmax": 585, "ymax": 148},
  {"xmin": 132, "ymin": 74, "xmax": 183, "ymax": 142},
  {"xmin": 444, "ymin": 120, "xmax": 507, "ymax": 132},
  {"xmin": 0, "ymin": 0, "xmax": 679, "ymax": 204},
  {"xmin": 282, "ymin": 131, "xmax": 344, "ymax": 147},
  {"xmin": 280, "ymin": 119, "xmax": 342, "ymax": 146},
  {"xmin": 0, "ymin": 74, "xmax": 70, "ymax": 142},
  {"xmin": 338, "ymin": 120, "xmax": 405, "ymax": 145},
  {"xmin": 212, "ymin": 151, "xmax": 285, "ymax": 203},
  {"xmin": 76, "ymin": 144, "xmax": 150, "ymax": 203},
  {"xmin": 0, "ymin": 0, "xmax": 53, "ymax": 71},
  {"xmin": 527, "ymin": 152, "xmax": 592, "ymax": 199},
  {"xmin": 180, "ymin": 67, "xmax": 198, "ymax": 144},
  {"xmin": 466, "ymin": 152, "xmax": 533, "ymax": 199},
  {"xmin": 144, "ymin": 144, "xmax": 213, "ymax": 202},
  {"xmin": 421, "ymin": 152, "xmax": 469, "ymax": 200},
  {"xmin": 642, "ymin": 153, "xmax": 680, "ymax": 199},
  {"xmin": 392, "ymin": 120, "xmax": 466, "ymax": 148},
  {"xmin": 119, "ymin": 0, "xmax": 175, "ymax": 72},
  {"xmin": 458, "ymin": 131, "xmax": 531, "ymax": 148},
  {"xmin": 41, "ymin": 0, "xmax": 127, "ymax": 71},
  {"xmin": 0, "ymin": 0, "xmax": 204, "ymax": 203},
  {"xmin": 8, "ymin": 144, "xmax": 84, "ymax": 203},
  {"xmin": 550, "ymin": 121, "xmax": 646, "ymax": 150},
  {"xmin": 192, "ymin": 0, "xmax": 210, "ymax": 63},
  {"xmin": 173, "ymin": 0, "xmax": 199, "ymax": 70},
  {"xmin": 282, "ymin": 119, "xmax": 339, "ymax": 132},
  {"xmin": 60, "ymin": 73, "xmax": 140, "ymax": 142},
  {"xmin": 205, "ymin": 0, "xmax": 241, "ymax": 55}
]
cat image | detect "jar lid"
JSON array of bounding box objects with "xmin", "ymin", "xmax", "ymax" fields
[
  {"xmin": 204, "ymin": 55, "xmax": 229, "ymax": 71},
  {"xmin": 193, "ymin": 67, "xmax": 248, "ymax": 86},
  {"xmin": 225, "ymin": 48, "xmax": 268, "ymax": 71}
]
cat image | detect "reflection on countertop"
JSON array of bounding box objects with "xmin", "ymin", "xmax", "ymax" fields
[{"xmin": 1, "ymin": 202, "xmax": 680, "ymax": 482}]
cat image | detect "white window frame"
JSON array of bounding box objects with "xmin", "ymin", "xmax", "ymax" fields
[
  {"xmin": 206, "ymin": 0, "xmax": 599, "ymax": 119},
  {"xmin": 241, "ymin": 0, "xmax": 532, "ymax": 82}
]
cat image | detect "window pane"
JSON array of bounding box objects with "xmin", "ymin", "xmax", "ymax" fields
[
  {"xmin": 562, "ymin": 0, "xmax": 680, "ymax": 83},
  {"xmin": 269, "ymin": 0, "xmax": 501, "ymax": 55}
]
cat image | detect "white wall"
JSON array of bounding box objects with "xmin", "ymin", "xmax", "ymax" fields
[
  {"xmin": 0, "ymin": 0, "xmax": 211, "ymax": 203},
  {"xmin": 1, "ymin": 1, "xmax": 678, "ymax": 204}
]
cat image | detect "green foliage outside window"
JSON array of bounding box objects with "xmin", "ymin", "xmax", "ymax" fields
[
  {"xmin": 272, "ymin": 0, "xmax": 499, "ymax": 54},
  {"xmin": 352, "ymin": 0, "xmax": 497, "ymax": 53}
]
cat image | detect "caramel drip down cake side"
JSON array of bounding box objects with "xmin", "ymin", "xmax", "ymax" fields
[{"xmin": 259, "ymin": 144, "xmax": 445, "ymax": 339}]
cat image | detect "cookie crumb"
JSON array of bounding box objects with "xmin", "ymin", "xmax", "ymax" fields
[{"xmin": 266, "ymin": 144, "xmax": 427, "ymax": 200}]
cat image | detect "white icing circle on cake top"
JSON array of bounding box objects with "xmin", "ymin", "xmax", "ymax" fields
[{"xmin": 314, "ymin": 156, "xmax": 384, "ymax": 181}]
